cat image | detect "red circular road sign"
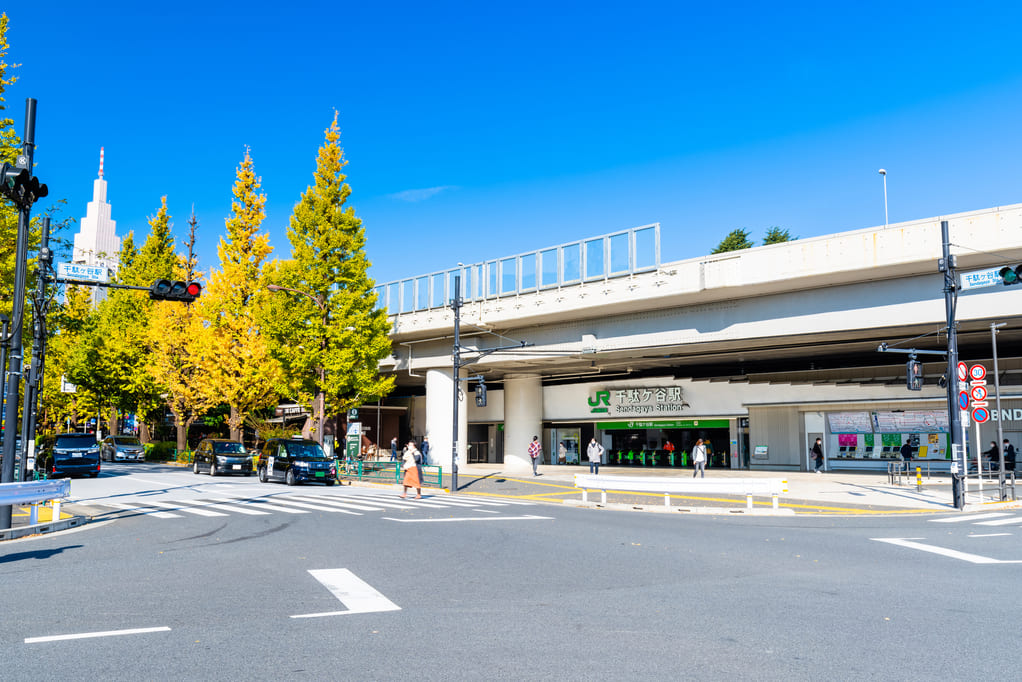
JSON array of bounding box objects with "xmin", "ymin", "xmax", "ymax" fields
[
  {"xmin": 957, "ymin": 362, "xmax": 968, "ymax": 381},
  {"xmin": 971, "ymin": 385, "xmax": 988, "ymax": 402},
  {"xmin": 972, "ymin": 406, "xmax": 991, "ymax": 423},
  {"xmin": 958, "ymin": 391, "xmax": 970, "ymax": 410},
  {"xmin": 970, "ymin": 364, "xmax": 987, "ymax": 381}
]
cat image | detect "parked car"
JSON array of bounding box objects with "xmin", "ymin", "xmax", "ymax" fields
[
  {"xmin": 192, "ymin": 438, "xmax": 253, "ymax": 476},
  {"xmin": 37, "ymin": 433, "xmax": 101, "ymax": 478},
  {"xmin": 100, "ymin": 435, "xmax": 145, "ymax": 462},
  {"xmin": 257, "ymin": 437, "xmax": 336, "ymax": 486}
]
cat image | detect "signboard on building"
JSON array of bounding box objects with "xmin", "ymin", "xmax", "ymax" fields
[
  {"xmin": 57, "ymin": 262, "xmax": 108, "ymax": 283},
  {"xmin": 596, "ymin": 419, "xmax": 729, "ymax": 430},
  {"xmin": 587, "ymin": 386, "xmax": 688, "ymax": 417},
  {"xmin": 827, "ymin": 412, "xmax": 873, "ymax": 433},
  {"xmin": 872, "ymin": 410, "xmax": 949, "ymax": 433}
]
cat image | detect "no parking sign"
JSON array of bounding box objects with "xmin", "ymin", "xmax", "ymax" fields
[{"xmin": 970, "ymin": 364, "xmax": 989, "ymax": 423}]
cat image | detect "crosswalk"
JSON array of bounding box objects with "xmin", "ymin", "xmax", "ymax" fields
[
  {"xmin": 88, "ymin": 490, "xmax": 535, "ymax": 522},
  {"xmin": 930, "ymin": 512, "xmax": 1022, "ymax": 526}
]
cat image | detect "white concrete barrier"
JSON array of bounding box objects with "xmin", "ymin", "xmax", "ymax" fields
[{"xmin": 573, "ymin": 474, "xmax": 788, "ymax": 510}]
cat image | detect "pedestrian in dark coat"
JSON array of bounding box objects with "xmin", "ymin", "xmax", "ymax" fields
[{"xmin": 811, "ymin": 438, "xmax": 824, "ymax": 473}]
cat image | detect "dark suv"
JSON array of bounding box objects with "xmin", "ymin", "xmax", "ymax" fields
[
  {"xmin": 38, "ymin": 433, "xmax": 102, "ymax": 478},
  {"xmin": 193, "ymin": 438, "xmax": 253, "ymax": 476},
  {"xmin": 257, "ymin": 438, "xmax": 336, "ymax": 486}
]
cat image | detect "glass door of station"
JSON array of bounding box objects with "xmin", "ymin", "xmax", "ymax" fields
[{"xmin": 552, "ymin": 428, "xmax": 580, "ymax": 465}]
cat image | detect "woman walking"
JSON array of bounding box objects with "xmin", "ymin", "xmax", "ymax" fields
[
  {"xmin": 401, "ymin": 440, "xmax": 422, "ymax": 499},
  {"xmin": 692, "ymin": 439, "xmax": 707, "ymax": 478}
]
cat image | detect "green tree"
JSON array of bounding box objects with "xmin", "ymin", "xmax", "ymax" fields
[
  {"xmin": 762, "ymin": 226, "xmax": 796, "ymax": 245},
  {"xmin": 267, "ymin": 113, "xmax": 393, "ymax": 442},
  {"xmin": 149, "ymin": 210, "xmax": 218, "ymax": 453},
  {"xmin": 199, "ymin": 148, "xmax": 283, "ymax": 442},
  {"xmin": 65, "ymin": 198, "xmax": 177, "ymax": 439},
  {"xmin": 712, "ymin": 228, "xmax": 753, "ymax": 254}
]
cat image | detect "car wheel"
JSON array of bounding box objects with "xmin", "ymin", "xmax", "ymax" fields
[
  {"xmin": 193, "ymin": 461, "xmax": 199, "ymax": 474},
  {"xmin": 326, "ymin": 479, "xmax": 335, "ymax": 486},
  {"xmin": 286, "ymin": 469, "xmax": 297, "ymax": 486},
  {"xmin": 210, "ymin": 461, "xmax": 217, "ymax": 477},
  {"xmin": 258, "ymin": 467, "xmax": 267, "ymax": 483}
]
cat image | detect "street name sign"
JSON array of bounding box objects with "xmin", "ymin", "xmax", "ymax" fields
[{"xmin": 57, "ymin": 262, "xmax": 108, "ymax": 283}]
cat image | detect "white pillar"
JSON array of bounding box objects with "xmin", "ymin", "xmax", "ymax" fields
[
  {"xmin": 504, "ymin": 373, "xmax": 543, "ymax": 472},
  {"xmin": 425, "ymin": 368, "xmax": 466, "ymax": 470}
]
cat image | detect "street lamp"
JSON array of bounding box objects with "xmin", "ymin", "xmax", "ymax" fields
[
  {"xmin": 878, "ymin": 169, "xmax": 888, "ymax": 229},
  {"xmin": 267, "ymin": 284, "xmax": 327, "ymax": 445}
]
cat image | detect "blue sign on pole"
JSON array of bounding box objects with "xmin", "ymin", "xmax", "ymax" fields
[{"xmin": 958, "ymin": 391, "xmax": 969, "ymax": 410}]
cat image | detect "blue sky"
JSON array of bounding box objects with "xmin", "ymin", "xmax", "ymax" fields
[{"xmin": 4, "ymin": 2, "xmax": 1021, "ymax": 285}]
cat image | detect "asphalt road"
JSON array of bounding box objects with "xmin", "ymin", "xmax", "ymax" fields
[{"xmin": 1, "ymin": 464, "xmax": 1020, "ymax": 680}]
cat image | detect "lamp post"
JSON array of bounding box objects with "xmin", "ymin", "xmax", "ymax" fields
[
  {"xmin": 267, "ymin": 284, "xmax": 327, "ymax": 445},
  {"xmin": 878, "ymin": 169, "xmax": 888, "ymax": 229}
]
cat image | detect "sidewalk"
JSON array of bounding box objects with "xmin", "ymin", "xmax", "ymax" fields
[
  {"xmin": 442, "ymin": 464, "xmax": 1022, "ymax": 515},
  {"xmin": 1, "ymin": 504, "xmax": 88, "ymax": 542}
]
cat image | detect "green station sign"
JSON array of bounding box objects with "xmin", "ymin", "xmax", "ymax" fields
[{"xmin": 596, "ymin": 419, "xmax": 731, "ymax": 430}]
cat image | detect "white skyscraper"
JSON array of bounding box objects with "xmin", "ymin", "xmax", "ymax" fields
[{"xmin": 73, "ymin": 148, "xmax": 121, "ymax": 299}]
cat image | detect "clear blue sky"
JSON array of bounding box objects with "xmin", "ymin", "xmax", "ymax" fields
[{"xmin": 5, "ymin": 2, "xmax": 1021, "ymax": 285}]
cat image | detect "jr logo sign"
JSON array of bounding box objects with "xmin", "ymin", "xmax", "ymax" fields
[{"xmin": 588, "ymin": 390, "xmax": 610, "ymax": 414}]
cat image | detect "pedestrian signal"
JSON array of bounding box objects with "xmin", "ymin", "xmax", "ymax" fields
[
  {"xmin": 906, "ymin": 360, "xmax": 923, "ymax": 391},
  {"xmin": 149, "ymin": 279, "xmax": 201, "ymax": 302},
  {"xmin": 475, "ymin": 381, "xmax": 487, "ymax": 407}
]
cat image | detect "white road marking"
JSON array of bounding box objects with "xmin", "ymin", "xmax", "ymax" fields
[
  {"xmin": 931, "ymin": 513, "xmax": 1014, "ymax": 523},
  {"xmin": 383, "ymin": 515, "xmax": 554, "ymax": 523},
  {"xmin": 25, "ymin": 626, "xmax": 171, "ymax": 644},
  {"xmin": 103, "ymin": 502, "xmax": 181, "ymax": 518},
  {"xmin": 871, "ymin": 537, "xmax": 1022, "ymax": 564},
  {"xmin": 239, "ymin": 498, "xmax": 311, "ymax": 514},
  {"xmin": 291, "ymin": 569, "xmax": 401, "ymax": 619},
  {"xmin": 282, "ymin": 495, "xmax": 387, "ymax": 511},
  {"xmin": 146, "ymin": 501, "xmax": 228, "ymax": 517},
  {"xmin": 251, "ymin": 497, "xmax": 361, "ymax": 515},
  {"xmin": 199, "ymin": 499, "xmax": 272, "ymax": 515},
  {"xmin": 974, "ymin": 517, "xmax": 1022, "ymax": 526},
  {"xmin": 969, "ymin": 533, "xmax": 1011, "ymax": 537}
]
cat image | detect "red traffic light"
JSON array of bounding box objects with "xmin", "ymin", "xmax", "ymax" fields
[{"xmin": 149, "ymin": 279, "xmax": 201, "ymax": 303}]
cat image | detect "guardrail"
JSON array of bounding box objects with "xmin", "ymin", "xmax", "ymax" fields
[
  {"xmin": 0, "ymin": 479, "xmax": 71, "ymax": 527},
  {"xmin": 574, "ymin": 474, "xmax": 787, "ymax": 510},
  {"xmin": 339, "ymin": 460, "xmax": 443, "ymax": 488}
]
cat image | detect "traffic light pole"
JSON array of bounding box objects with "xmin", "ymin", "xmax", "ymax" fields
[
  {"xmin": 1, "ymin": 99, "xmax": 38, "ymax": 530},
  {"xmin": 21, "ymin": 217, "xmax": 52, "ymax": 480},
  {"xmin": 940, "ymin": 219, "xmax": 966, "ymax": 507}
]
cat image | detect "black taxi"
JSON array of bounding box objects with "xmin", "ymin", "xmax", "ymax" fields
[{"xmin": 257, "ymin": 437, "xmax": 336, "ymax": 486}]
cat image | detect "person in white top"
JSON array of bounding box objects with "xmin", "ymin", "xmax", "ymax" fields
[
  {"xmin": 692, "ymin": 439, "xmax": 707, "ymax": 478},
  {"xmin": 586, "ymin": 438, "xmax": 604, "ymax": 475}
]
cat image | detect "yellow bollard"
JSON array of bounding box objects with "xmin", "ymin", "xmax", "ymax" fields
[{"xmin": 916, "ymin": 466, "xmax": 923, "ymax": 492}]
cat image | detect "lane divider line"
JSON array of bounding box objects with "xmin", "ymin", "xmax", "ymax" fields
[{"xmin": 25, "ymin": 626, "xmax": 171, "ymax": 644}]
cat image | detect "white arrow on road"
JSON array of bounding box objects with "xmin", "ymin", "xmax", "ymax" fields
[{"xmin": 291, "ymin": 569, "xmax": 401, "ymax": 619}]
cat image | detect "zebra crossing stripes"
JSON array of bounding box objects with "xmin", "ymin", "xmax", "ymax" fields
[
  {"xmin": 931, "ymin": 513, "xmax": 1014, "ymax": 523},
  {"xmin": 96, "ymin": 491, "xmax": 536, "ymax": 522},
  {"xmin": 103, "ymin": 502, "xmax": 182, "ymax": 519}
]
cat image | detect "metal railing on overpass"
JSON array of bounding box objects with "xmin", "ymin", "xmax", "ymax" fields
[{"xmin": 375, "ymin": 223, "xmax": 660, "ymax": 315}]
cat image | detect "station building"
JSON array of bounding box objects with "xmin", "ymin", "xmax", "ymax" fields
[{"xmin": 366, "ymin": 203, "xmax": 1022, "ymax": 474}]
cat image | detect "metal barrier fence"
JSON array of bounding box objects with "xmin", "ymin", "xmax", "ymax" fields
[{"xmin": 339, "ymin": 460, "xmax": 443, "ymax": 488}]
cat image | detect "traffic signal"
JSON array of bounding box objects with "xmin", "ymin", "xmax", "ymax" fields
[
  {"xmin": 0, "ymin": 162, "xmax": 48, "ymax": 209},
  {"xmin": 474, "ymin": 381, "xmax": 487, "ymax": 407},
  {"xmin": 999, "ymin": 265, "xmax": 1022, "ymax": 285},
  {"xmin": 906, "ymin": 360, "xmax": 923, "ymax": 391},
  {"xmin": 148, "ymin": 279, "xmax": 201, "ymax": 302}
]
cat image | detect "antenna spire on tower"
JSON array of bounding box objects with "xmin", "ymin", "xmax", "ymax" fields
[{"xmin": 99, "ymin": 147, "xmax": 104, "ymax": 178}]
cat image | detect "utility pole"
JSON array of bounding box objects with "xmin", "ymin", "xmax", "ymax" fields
[
  {"xmin": 20, "ymin": 216, "xmax": 52, "ymax": 479},
  {"xmin": 991, "ymin": 322, "xmax": 1006, "ymax": 484},
  {"xmin": 940, "ymin": 219, "xmax": 965, "ymax": 508}
]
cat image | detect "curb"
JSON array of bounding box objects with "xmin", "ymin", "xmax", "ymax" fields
[
  {"xmin": 0, "ymin": 515, "xmax": 89, "ymax": 542},
  {"xmin": 563, "ymin": 499, "xmax": 796, "ymax": 516}
]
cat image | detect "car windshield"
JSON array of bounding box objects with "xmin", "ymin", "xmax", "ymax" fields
[
  {"xmin": 284, "ymin": 442, "xmax": 326, "ymax": 459},
  {"xmin": 114, "ymin": 437, "xmax": 142, "ymax": 446},
  {"xmin": 213, "ymin": 442, "xmax": 247, "ymax": 454},
  {"xmin": 57, "ymin": 435, "xmax": 97, "ymax": 448}
]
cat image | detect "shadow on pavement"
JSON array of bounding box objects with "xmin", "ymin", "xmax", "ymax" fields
[{"xmin": 0, "ymin": 544, "xmax": 83, "ymax": 563}]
